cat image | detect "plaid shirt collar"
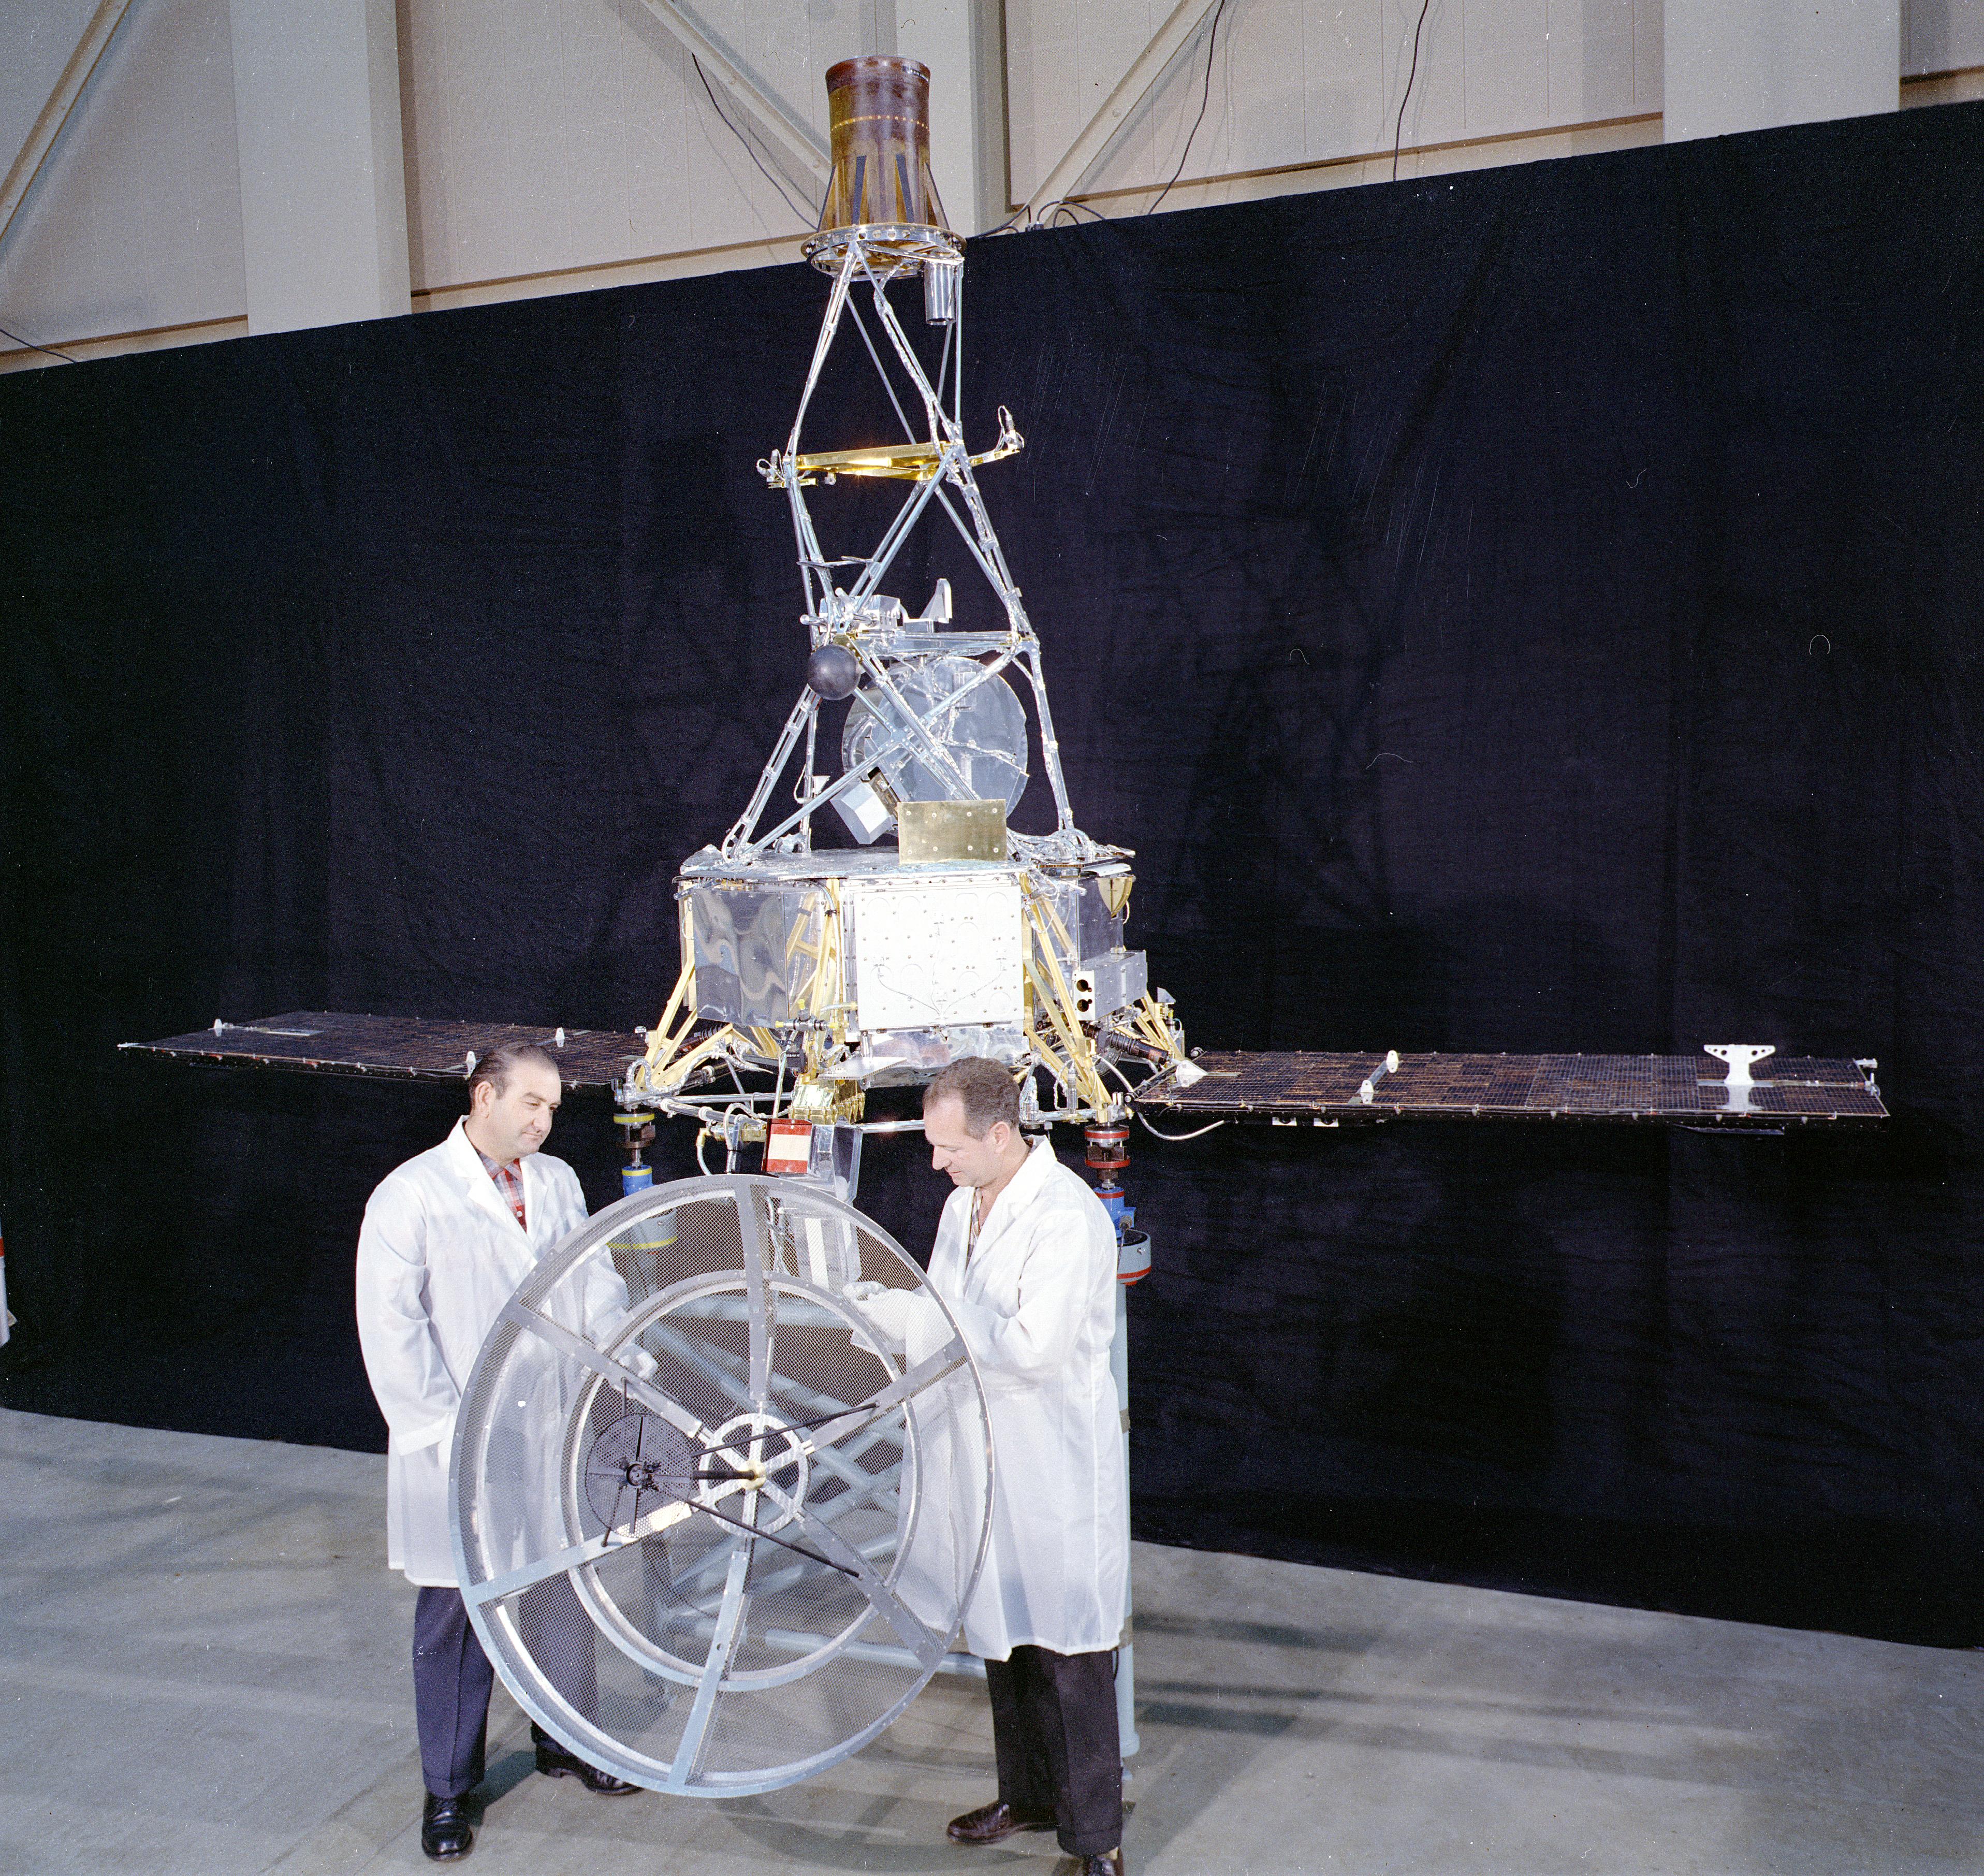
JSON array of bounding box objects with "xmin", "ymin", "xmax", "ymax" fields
[{"xmin": 473, "ymin": 1143, "xmax": 527, "ymax": 1232}]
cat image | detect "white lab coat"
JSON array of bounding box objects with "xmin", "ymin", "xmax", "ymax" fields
[
  {"xmin": 354, "ymin": 1118, "xmax": 590, "ymax": 1587},
  {"xmin": 878, "ymin": 1139, "xmax": 1128, "ymax": 1660}
]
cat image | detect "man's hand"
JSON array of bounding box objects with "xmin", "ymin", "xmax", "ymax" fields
[{"xmin": 840, "ymin": 1279, "xmax": 912, "ymax": 1352}]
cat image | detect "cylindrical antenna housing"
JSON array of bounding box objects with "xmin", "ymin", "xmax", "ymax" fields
[{"xmin": 818, "ymin": 56, "xmax": 949, "ymax": 237}]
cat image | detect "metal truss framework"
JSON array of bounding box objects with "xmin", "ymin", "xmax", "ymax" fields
[
  {"xmin": 730, "ymin": 225, "xmax": 1104, "ymax": 866},
  {"xmin": 606, "ymin": 216, "xmax": 1190, "ymax": 1152}
]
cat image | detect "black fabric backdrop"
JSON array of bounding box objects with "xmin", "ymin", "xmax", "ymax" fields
[{"xmin": 4, "ymin": 102, "xmax": 1981, "ymax": 1645}]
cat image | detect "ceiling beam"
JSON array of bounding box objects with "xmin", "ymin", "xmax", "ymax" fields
[
  {"xmin": 1021, "ymin": 0, "xmax": 1223, "ymax": 222},
  {"xmin": 0, "ymin": 0, "xmax": 136, "ymax": 253},
  {"xmin": 630, "ymin": 0, "xmax": 830, "ymax": 187}
]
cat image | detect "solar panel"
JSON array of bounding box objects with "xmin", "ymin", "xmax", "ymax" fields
[
  {"xmin": 123, "ymin": 1019, "xmax": 1889, "ymax": 1130},
  {"xmin": 120, "ymin": 1011, "xmax": 650, "ymax": 1093},
  {"xmin": 1135, "ymin": 1051, "xmax": 1887, "ymax": 1128}
]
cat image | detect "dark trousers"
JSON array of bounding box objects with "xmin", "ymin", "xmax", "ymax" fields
[
  {"xmin": 985, "ymin": 1645, "xmax": 1122, "ymax": 1857},
  {"xmin": 412, "ymin": 1581, "xmax": 599, "ymax": 1798}
]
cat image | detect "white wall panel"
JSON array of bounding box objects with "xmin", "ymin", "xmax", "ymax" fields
[
  {"xmin": 1545, "ymin": 0, "xmax": 1641, "ymax": 125},
  {"xmin": 398, "ymin": 0, "xmax": 896, "ymax": 294},
  {"xmin": 0, "ymin": 0, "xmax": 243, "ymax": 351},
  {"xmin": 1006, "ymin": 0, "xmax": 1666, "ymax": 207},
  {"xmin": 1003, "ymin": 0, "xmax": 1139, "ymax": 202},
  {"xmin": 1633, "ymin": 0, "xmax": 1662, "ymax": 110},
  {"xmin": 1467, "ymin": 0, "xmax": 1547, "ymax": 134},
  {"xmin": 1224, "ymin": 0, "xmax": 1308, "ymax": 174},
  {"xmin": 1903, "ymin": 0, "xmax": 1984, "ymax": 76},
  {"xmin": 7, "ymin": 0, "xmax": 1966, "ymax": 364},
  {"xmin": 896, "ymin": 0, "xmax": 997, "ymax": 231},
  {"xmin": 231, "ymin": 0, "xmax": 409, "ymax": 332},
  {"xmin": 1302, "ymin": 0, "xmax": 1389, "ymax": 154},
  {"xmin": 1665, "ymin": 0, "xmax": 1896, "ymax": 143},
  {"xmin": 0, "ymin": 0, "xmax": 110, "ymax": 177},
  {"xmin": 1393, "ymin": 0, "xmax": 1468, "ymax": 154}
]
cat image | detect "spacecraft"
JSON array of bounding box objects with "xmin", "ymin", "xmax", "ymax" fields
[
  {"xmin": 120, "ymin": 53, "xmax": 1887, "ymax": 1802},
  {"xmin": 617, "ymin": 53, "xmax": 1180, "ymax": 1164}
]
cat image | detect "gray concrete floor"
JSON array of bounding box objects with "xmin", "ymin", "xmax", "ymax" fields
[{"xmin": 2, "ymin": 1406, "xmax": 1979, "ymax": 1876}]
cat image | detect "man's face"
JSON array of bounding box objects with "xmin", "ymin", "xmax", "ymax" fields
[
  {"xmin": 473, "ymin": 1061, "xmax": 562, "ymax": 1163},
  {"xmin": 926, "ymin": 1094, "xmax": 1010, "ymax": 1190}
]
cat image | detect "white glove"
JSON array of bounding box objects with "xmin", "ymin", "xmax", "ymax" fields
[{"xmin": 840, "ymin": 1279, "xmax": 911, "ymax": 1352}]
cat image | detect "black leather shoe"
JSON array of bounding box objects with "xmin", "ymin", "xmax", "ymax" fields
[
  {"xmin": 947, "ymin": 1800, "xmax": 1057, "ymax": 1845},
  {"xmin": 1070, "ymin": 1853, "xmax": 1124, "ymax": 1876},
  {"xmin": 534, "ymin": 1738, "xmax": 639, "ymax": 1795},
  {"xmin": 420, "ymin": 1793, "xmax": 473, "ymax": 1861}
]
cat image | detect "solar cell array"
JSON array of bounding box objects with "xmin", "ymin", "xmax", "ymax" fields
[
  {"xmin": 1134, "ymin": 1051, "xmax": 1887, "ymax": 1128},
  {"xmin": 122, "ymin": 1016, "xmax": 1889, "ymax": 1129},
  {"xmin": 121, "ymin": 1011, "xmax": 650, "ymax": 1092}
]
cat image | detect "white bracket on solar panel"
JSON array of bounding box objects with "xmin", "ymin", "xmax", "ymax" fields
[{"xmin": 1704, "ymin": 1043, "xmax": 1776, "ymax": 1114}]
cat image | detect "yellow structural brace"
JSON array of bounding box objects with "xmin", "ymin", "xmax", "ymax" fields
[
  {"xmin": 1023, "ymin": 888, "xmax": 1113, "ymax": 1117},
  {"xmin": 1130, "ymin": 990, "xmax": 1186, "ymax": 1063},
  {"xmin": 629, "ymin": 950, "xmax": 701, "ymax": 1093},
  {"xmin": 630, "ymin": 902, "xmax": 764, "ymax": 1098},
  {"xmin": 780, "ymin": 884, "xmax": 856, "ymax": 1101}
]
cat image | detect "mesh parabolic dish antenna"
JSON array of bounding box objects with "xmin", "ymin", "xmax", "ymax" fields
[{"xmin": 449, "ymin": 1173, "xmax": 993, "ymax": 1796}]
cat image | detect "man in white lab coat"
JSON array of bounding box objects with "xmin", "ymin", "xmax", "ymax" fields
[
  {"xmin": 915, "ymin": 1056, "xmax": 1129, "ymax": 1876},
  {"xmin": 355, "ymin": 1042, "xmax": 637, "ymax": 1864}
]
